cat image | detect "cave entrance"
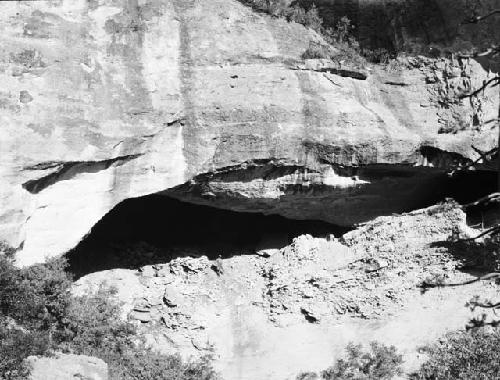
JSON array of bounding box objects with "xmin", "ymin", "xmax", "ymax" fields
[
  {"xmin": 68, "ymin": 194, "xmax": 347, "ymax": 277},
  {"xmin": 432, "ymin": 170, "xmax": 500, "ymax": 227}
]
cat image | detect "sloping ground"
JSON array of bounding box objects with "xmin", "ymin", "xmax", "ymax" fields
[
  {"xmin": 73, "ymin": 202, "xmax": 500, "ymax": 380},
  {"xmin": 0, "ymin": 0, "xmax": 497, "ymax": 265}
]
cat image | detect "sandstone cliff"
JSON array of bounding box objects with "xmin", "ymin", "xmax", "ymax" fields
[{"xmin": 0, "ymin": 0, "xmax": 498, "ymax": 264}]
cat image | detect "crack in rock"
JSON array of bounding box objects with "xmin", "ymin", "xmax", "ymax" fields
[
  {"xmin": 292, "ymin": 66, "xmax": 368, "ymax": 80},
  {"xmin": 22, "ymin": 154, "xmax": 143, "ymax": 194}
]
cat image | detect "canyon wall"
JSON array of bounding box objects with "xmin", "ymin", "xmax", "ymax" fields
[{"xmin": 0, "ymin": 0, "xmax": 498, "ymax": 265}]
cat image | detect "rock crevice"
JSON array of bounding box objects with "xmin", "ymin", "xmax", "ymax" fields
[{"xmin": 22, "ymin": 154, "xmax": 143, "ymax": 194}]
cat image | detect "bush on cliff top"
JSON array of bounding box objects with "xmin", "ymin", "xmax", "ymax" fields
[
  {"xmin": 239, "ymin": 0, "xmax": 386, "ymax": 66},
  {"xmin": 238, "ymin": 0, "xmax": 323, "ymax": 31}
]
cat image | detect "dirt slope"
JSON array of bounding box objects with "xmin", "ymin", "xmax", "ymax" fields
[{"xmin": 73, "ymin": 201, "xmax": 500, "ymax": 379}]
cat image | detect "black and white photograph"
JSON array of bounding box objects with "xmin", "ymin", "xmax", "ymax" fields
[{"xmin": 0, "ymin": 0, "xmax": 499, "ymax": 379}]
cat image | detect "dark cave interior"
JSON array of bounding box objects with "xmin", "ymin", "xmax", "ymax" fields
[
  {"xmin": 67, "ymin": 169, "xmax": 498, "ymax": 278},
  {"xmin": 67, "ymin": 194, "xmax": 346, "ymax": 277},
  {"xmin": 433, "ymin": 170, "xmax": 499, "ymax": 227}
]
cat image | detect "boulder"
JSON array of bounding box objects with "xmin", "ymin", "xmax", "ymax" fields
[{"xmin": 28, "ymin": 354, "xmax": 108, "ymax": 380}]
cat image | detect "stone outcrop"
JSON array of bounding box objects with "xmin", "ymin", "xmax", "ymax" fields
[
  {"xmin": 28, "ymin": 354, "xmax": 108, "ymax": 380},
  {"xmin": 0, "ymin": 0, "xmax": 498, "ymax": 264}
]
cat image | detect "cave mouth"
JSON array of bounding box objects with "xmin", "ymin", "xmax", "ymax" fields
[
  {"xmin": 67, "ymin": 169, "xmax": 499, "ymax": 278},
  {"xmin": 432, "ymin": 170, "xmax": 499, "ymax": 227},
  {"xmin": 67, "ymin": 194, "xmax": 348, "ymax": 278}
]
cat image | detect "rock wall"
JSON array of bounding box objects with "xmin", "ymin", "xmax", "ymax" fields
[{"xmin": 0, "ymin": 0, "xmax": 498, "ymax": 265}]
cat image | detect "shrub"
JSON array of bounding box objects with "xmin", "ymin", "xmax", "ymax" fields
[
  {"xmin": 0, "ymin": 241, "xmax": 16, "ymax": 257},
  {"xmin": 0, "ymin": 320, "xmax": 50, "ymax": 380},
  {"xmin": 0, "ymin": 255, "xmax": 70, "ymax": 379},
  {"xmin": 0, "ymin": 255, "xmax": 72, "ymax": 333},
  {"xmin": 111, "ymin": 351, "xmax": 219, "ymax": 380},
  {"xmin": 412, "ymin": 329, "xmax": 500, "ymax": 380},
  {"xmin": 268, "ymin": 0, "xmax": 292, "ymax": 18},
  {"xmin": 59, "ymin": 285, "xmax": 136, "ymax": 357},
  {"xmin": 239, "ymin": 0, "xmax": 368, "ymax": 65},
  {"xmin": 319, "ymin": 17, "xmax": 366, "ymax": 67},
  {"xmin": 361, "ymin": 48, "xmax": 394, "ymax": 64},
  {"xmin": 297, "ymin": 342, "xmax": 403, "ymax": 380},
  {"xmin": 325, "ymin": 16, "xmax": 357, "ymax": 46},
  {"xmin": 239, "ymin": 0, "xmax": 291, "ymax": 16},
  {"xmin": 63, "ymin": 286, "xmax": 220, "ymax": 380},
  {"xmin": 302, "ymin": 42, "xmax": 334, "ymax": 59},
  {"xmin": 301, "ymin": 17, "xmax": 365, "ymax": 66},
  {"xmin": 288, "ymin": 4, "xmax": 323, "ymax": 31},
  {"xmin": 240, "ymin": 0, "xmax": 323, "ymax": 31},
  {"xmin": 296, "ymin": 372, "xmax": 319, "ymax": 380},
  {"xmin": 0, "ymin": 255, "xmax": 220, "ymax": 380}
]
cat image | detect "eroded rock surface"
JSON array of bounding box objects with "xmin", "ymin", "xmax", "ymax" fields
[
  {"xmin": 28, "ymin": 353, "xmax": 108, "ymax": 380},
  {"xmin": 73, "ymin": 202, "xmax": 499, "ymax": 380},
  {"xmin": 0, "ymin": 0, "xmax": 498, "ymax": 264}
]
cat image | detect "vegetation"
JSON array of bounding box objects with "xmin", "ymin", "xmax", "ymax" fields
[
  {"xmin": 0, "ymin": 256, "xmax": 68, "ymax": 379},
  {"xmin": 238, "ymin": 0, "xmax": 323, "ymax": 31},
  {"xmin": 0, "ymin": 324, "xmax": 50, "ymax": 380},
  {"xmin": 411, "ymin": 329, "xmax": 500, "ymax": 380},
  {"xmin": 294, "ymin": 330, "xmax": 500, "ymax": 379},
  {"xmin": 296, "ymin": 342, "xmax": 403, "ymax": 380},
  {"xmin": 412, "ymin": 4, "xmax": 500, "ymax": 377},
  {"xmin": 0, "ymin": 254, "xmax": 219, "ymax": 380},
  {"xmin": 239, "ymin": 0, "xmax": 365, "ymax": 66},
  {"xmin": 415, "ymin": 4, "xmax": 500, "ymax": 306}
]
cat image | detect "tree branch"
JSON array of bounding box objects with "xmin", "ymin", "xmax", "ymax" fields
[
  {"xmin": 463, "ymin": 9, "xmax": 500, "ymax": 24},
  {"xmin": 458, "ymin": 46, "xmax": 500, "ymax": 59},
  {"xmin": 459, "ymin": 76, "xmax": 500, "ymax": 99},
  {"xmin": 471, "ymin": 145, "xmax": 495, "ymax": 162},
  {"xmin": 450, "ymin": 147, "xmax": 498, "ymax": 175},
  {"xmin": 469, "ymin": 300, "xmax": 500, "ymax": 309},
  {"xmin": 460, "ymin": 225, "xmax": 500, "ymax": 242},
  {"xmin": 419, "ymin": 273, "xmax": 500, "ymax": 290},
  {"xmin": 465, "ymin": 192, "xmax": 500, "ymax": 208}
]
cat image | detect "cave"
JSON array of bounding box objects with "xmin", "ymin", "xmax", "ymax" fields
[
  {"xmin": 67, "ymin": 167, "xmax": 498, "ymax": 278},
  {"xmin": 431, "ymin": 170, "xmax": 499, "ymax": 227},
  {"xmin": 67, "ymin": 194, "xmax": 347, "ymax": 277}
]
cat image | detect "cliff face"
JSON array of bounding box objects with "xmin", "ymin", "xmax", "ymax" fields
[{"xmin": 0, "ymin": 0, "xmax": 498, "ymax": 265}]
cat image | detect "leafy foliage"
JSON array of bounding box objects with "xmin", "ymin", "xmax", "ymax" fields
[
  {"xmin": 0, "ymin": 257, "xmax": 73, "ymax": 332},
  {"xmin": 239, "ymin": 0, "xmax": 367, "ymax": 66},
  {"xmin": 302, "ymin": 43, "xmax": 334, "ymax": 59},
  {"xmin": 411, "ymin": 329, "xmax": 500, "ymax": 380},
  {"xmin": 297, "ymin": 342, "xmax": 403, "ymax": 380},
  {"xmin": 0, "ymin": 322, "xmax": 50, "ymax": 380},
  {"xmin": 239, "ymin": 0, "xmax": 322, "ymax": 31},
  {"xmin": 111, "ymin": 352, "xmax": 219, "ymax": 380},
  {"xmin": 59, "ymin": 285, "xmax": 136, "ymax": 356},
  {"xmin": 0, "ymin": 255, "xmax": 70, "ymax": 379},
  {"xmin": 0, "ymin": 254, "xmax": 219, "ymax": 380},
  {"xmin": 62, "ymin": 286, "xmax": 220, "ymax": 380}
]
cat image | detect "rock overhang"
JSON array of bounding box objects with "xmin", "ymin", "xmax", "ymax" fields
[{"xmin": 0, "ymin": 0, "xmax": 497, "ymax": 265}]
